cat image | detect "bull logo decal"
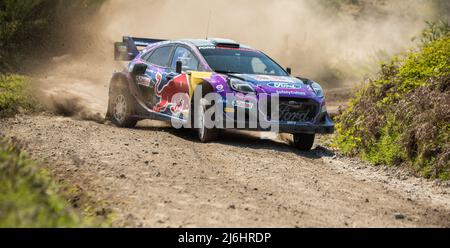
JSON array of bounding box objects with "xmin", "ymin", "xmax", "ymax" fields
[{"xmin": 153, "ymin": 72, "xmax": 190, "ymax": 117}]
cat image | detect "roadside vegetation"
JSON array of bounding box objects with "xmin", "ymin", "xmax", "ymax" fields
[
  {"xmin": 0, "ymin": 74, "xmax": 38, "ymax": 117},
  {"xmin": 335, "ymin": 21, "xmax": 450, "ymax": 180},
  {"xmin": 0, "ymin": 138, "xmax": 100, "ymax": 227},
  {"xmin": 0, "ymin": 0, "xmax": 103, "ymax": 72},
  {"xmin": 0, "ymin": 74, "xmax": 106, "ymax": 227},
  {"xmin": 0, "ymin": 0, "xmax": 449, "ymax": 228},
  {"xmin": 0, "ymin": 0, "xmax": 106, "ymax": 227}
]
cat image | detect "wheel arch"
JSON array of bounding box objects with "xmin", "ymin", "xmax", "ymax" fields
[
  {"xmin": 110, "ymin": 72, "xmax": 132, "ymax": 92},
  {"xmin": 107, "ymin": 72, "xmax": 134, "ymax": 118},
  {"xmin": 190, "ymin": 79, "xmax": 216, "ymax": 107},
  {"xmin": 187, "ymin": 78, "xmax": 216, "ymax": 124},
  {"xmin": 197, "ymin": 79, "xmax": 215, "ymax": 96}
]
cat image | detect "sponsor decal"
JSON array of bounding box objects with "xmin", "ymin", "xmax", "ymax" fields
[
  {"xmin": 275, "ymin": 90, "xmax": 307, "ymax": 96},
  {"xmin": 279, "ymin": 104, "xmax": 312, "ymax": 122},
  {"xmin": 136, "ymin": 75, "xmax": 152, "ymax": 87},
  {"xmin": 216, "ymin": 84, "xmax": 224, "ymax": 92},
  {"xmin": 198, "ymin": 46, "xmax": 216, "ymax": 50},
  {"xmin": 232, "ymin": 100, "xmax": 254, "ymax": 109},
  {"xmin": 251, "ymin": 75, "xmax": 294, "ymax": 83},
  {"xmin": 153, "ymin": 73, "xmax": 190, "ymax": 116},
  {"xmin": 268, "ymin": 82, "xmax": 302, "ymax": 89}
]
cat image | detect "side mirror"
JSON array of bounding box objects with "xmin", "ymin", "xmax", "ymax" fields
[
  {"xmin": 286, "ymin": 67, "xmax": 292, "ymax": 75},
  {"xmin": 176, "ymin": 60, "xmax": 183, "ymax": 74},
  {"xmin": 132, "ymin": 63, "xmax": 147, "ymax": 76}
]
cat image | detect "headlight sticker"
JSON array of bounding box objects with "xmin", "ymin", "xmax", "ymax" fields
[
  {"xmin": 267, "ymin": 82, "xmax": 302, "ymax": 89},
  {"xmin": 232, "ymin": 100, "xmax": 254, "ymax": 109}
]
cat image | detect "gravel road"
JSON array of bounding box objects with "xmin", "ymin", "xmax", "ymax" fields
[{"xmin": 1, "ymin": 114, "xmax": 449, "ymax": 227}]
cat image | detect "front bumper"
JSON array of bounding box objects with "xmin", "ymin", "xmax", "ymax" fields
[
  {"xmin": 216, "ymin": 93, "xmax": 335, "ymax": 134},
  {"xmin": 221, "ymin": 111, "xmax": 335, "ymax": 134},
  {"xmin": 276, "ymin": 113, "xmax": 335, "ymax": 134}
]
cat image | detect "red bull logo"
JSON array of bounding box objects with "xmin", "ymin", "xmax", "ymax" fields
[{"xmin": 153, "ymin": 72, "xmax": 190, "ymax": 116}]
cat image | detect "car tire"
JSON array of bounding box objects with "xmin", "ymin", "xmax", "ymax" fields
[
  {"xmin": 194, "ymin": 86, "xmax": 219, "ymax": 143},
  {"xmin": 109, "ymin": 86, "xmax": 138, "ymax": 128},
  {"xmin": 293, "ymin": 133, "xmax": 315, "ymax": 151}
]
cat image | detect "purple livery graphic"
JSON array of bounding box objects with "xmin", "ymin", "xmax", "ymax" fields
[{"xmin": 107, "ymin": 37, "xmax": 334, "ymax": 150}]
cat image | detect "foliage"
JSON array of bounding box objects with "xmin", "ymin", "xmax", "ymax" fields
[
  {"xmin": 335, "ymin": 24, "xmax": 450, "ymax": 179},
  {"xmin": 0, "ymin": 138, "xmax": 95, "ymax": 227},
  {"xmin": 0, "ymin": 74, "xmax": 38, "ymax": 118},
  {"xmin": 0, "ymin": 0, "xmax": 104, "ymax": 72},
  {"xmin": 417, "ymin": 20, "xmax": 450, "ymax": 45}
]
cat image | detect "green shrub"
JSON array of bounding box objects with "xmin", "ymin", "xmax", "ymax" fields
[
  {"xmin": 0, "ymin": 74, "xmax": 38, "ymax": 117},
  {"xmin": 335, "ymin": 26, "xmax": 450, "ymax": 179},
  {"xmin": 0, "ymin": 0, "xmax": 104, "ymax": 71},
  {"xmin": 417, "ymin": 20, "xmax": 450, "ymax": 45},
  {"xmin": 0, "ymin": 138, "xmax": 93, "ymax": 227}
]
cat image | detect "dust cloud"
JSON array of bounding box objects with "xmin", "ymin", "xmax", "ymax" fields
[
  {"xmin": 36, "ymin": 0, "xmax": 443, "ymax": 119},
  {"xmin": 96, "ymin": 0, "xmax": 439, "ymax": 84}
]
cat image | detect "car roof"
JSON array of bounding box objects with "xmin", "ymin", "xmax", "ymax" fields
[{"xmin": 176, "ymin": 38, "xmax": 255, "ymax": 50}]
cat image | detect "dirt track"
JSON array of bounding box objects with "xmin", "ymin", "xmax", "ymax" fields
[{"xmin": 1, "ymin": 114, "xmax": 449, "ymax": 227}]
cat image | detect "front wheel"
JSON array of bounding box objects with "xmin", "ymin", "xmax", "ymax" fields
[
  {"xmin": 194, "ymin": 87, "xmax": 219, "ymax": 143},
  {"xmin": 293, "ymin": 133, "xmax": 315, "ymax": 151}
]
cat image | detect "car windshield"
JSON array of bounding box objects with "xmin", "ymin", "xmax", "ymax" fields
[{"xmin": 200, "ymin": 48, "xmax": 288, "ymax": 76}]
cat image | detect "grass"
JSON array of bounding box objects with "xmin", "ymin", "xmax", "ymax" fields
[
  {"xmin": 0, "ymin": 74, "xmax": 107, "ymax": 227},
  {"xmin": 0, "ymin": 138, "xmax": 99, "ymax": 227}
]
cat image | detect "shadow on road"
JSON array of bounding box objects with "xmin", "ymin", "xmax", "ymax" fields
[{"xmin": 134, "ymin": 123, "xmax": 335, "ymax": 160}]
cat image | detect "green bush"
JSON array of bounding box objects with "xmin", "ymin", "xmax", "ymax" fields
[
  {"xmin": 0, "ymin": 0, "xmax": 104, "ymax": 71},
  {"xmin": 0, "ymin": 74, "xmax": 38, "ymax": 117},
  {"xmin": 335, "ymin": 24, "xmax": 450, "ymax": 179},
  {"xmin": 0, "ymin": 138, "xmax": 93, "ymax": 227}
]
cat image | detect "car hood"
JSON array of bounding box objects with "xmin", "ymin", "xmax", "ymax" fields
[{"xmin": 228, "ymin": 74, "xmax": 316, "ymax": 97}]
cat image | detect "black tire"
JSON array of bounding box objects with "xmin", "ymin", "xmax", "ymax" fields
[
  {"xmin": 193, "ymin": 85, "xmax": 219, "ymax": 143},
  {"xmin": 293, "ymin": 133, "xmax": 315, "ymax": 151},
  {"xmin": 109, "ymin": 86, "xmax": 138, "ymax": 128}
]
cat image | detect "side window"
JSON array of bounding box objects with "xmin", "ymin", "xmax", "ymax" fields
[
  {"xmin": 147, "ymin": 46, "xmax": 173, "ymax": 67},
  {"xmin": 171, "ymin": 47, "xmax": 199, "ymax": 71},
  {"xmin": 141, "ymin": 51, "xmax": 152, "ymax": 61}
]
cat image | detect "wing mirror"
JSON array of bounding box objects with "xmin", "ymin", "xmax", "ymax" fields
[
  {"xmin": 132, "ymin": 63, "xmax": 147, "ymax": 76},
  {"xmin": 176, "ymin": 60, "xmax": 183, "ymax": 74},
  {"xmin": 286, "ymin": 67, "xmax": 292, "ymax": 75}
]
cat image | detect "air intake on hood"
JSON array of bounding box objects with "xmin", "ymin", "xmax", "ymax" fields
[{"xmin": 209, "ymin": 38, "xmax": 240, "ymax": 48}]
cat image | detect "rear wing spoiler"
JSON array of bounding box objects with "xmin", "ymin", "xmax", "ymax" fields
[{"xmin": 114, "ymin": 36, "xmax": 166, "ymax": 61}]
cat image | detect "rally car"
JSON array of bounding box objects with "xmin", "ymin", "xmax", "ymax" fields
[{"xmin": 107, "ymin": 36, "xmax": 334, "ymax": 151}]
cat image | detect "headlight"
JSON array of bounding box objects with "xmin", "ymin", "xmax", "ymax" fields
[
  {"xmin": 229, "ymin": 78, "xmax": 255, "ymax": 94},
  {"xmin": 310, "ymin": 82, "xmax": 324, "ymax": 98}
]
